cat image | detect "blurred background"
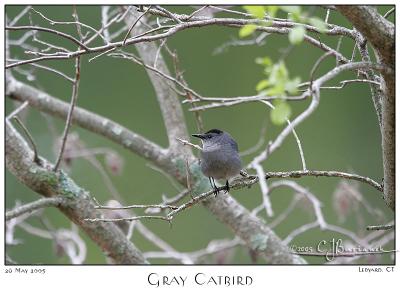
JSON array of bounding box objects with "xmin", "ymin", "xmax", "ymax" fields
[{"xmin": 5, "ymin": 5, "xmax": 395, "ymax": 264}]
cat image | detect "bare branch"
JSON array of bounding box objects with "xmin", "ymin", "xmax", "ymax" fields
[
  {"xmin": 5, "ymin": 12, "xmax": 353, "ymax": 69},
  {"xmin": 122, "ymin": 5, "xmax": 152, "ymax": 45},
  {"xmin": 5, "ymin": 123, "xmax": 147, "ymax": 264},
  {"xmin": 123, "ymin": 9, "xmax": 191, "ymax": 155},
  {"xmin": 8, "ymin": 60, "xmax": 75, "ymax": 83},
  {"xmin": 6, "ymin": 77, "xmax": 168, "ymax": 168},
  {"xmin": 336, "ymin": 6, "xmax": 394, "ymax": 65},
  {"xmin": 85, "ymin": 215, "xmax": 170, "ymax": 223},
  {"xmin": 176, "ymin": 137, "xmax": 202, "ymax": 151},
  {"xmin": 8, "ymin": 6, "xmax": 32, "ymax": 26},
  {"xmin": 53, "ymin": 55, "xmax": 81, "ymax": 171},
  {"xmin": 383, "ymin": 7, "xmax": 395, "ymax": 19},
  {"xmin": 336, "ymin": 6, "xmax": 394, "ymax": 211},
  {"xmin": 6, "ymin": 101, "xmax": 29, "ymax": 120},
  {"xmin": 94, "ymin": 203, "xmax": 178, "ymax": 210},
  {"xmin": 263, "ymin": 170, "xmax": 382, "ymax": 193},
  {"xmin": 30, "ymin": 7, "xmax": 105, "ymax": 43},
  {"xmin": 254, "ymin": 163, "xmax": 274, "ymax": 217},
  {"xmin": 11, "ymin": 117, "xmax": 40, "ymax": 165},
  {"xmin": 6, "ymin": 197, "xmax": 64, "ymax": 221},
  {"xmin": 5, "ymin": 25, "xmax": 90, "ymax": 51}
]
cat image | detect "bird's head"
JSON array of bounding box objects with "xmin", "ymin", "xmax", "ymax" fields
[
  {"xmin": 192, "ymin": 129, "xmax": 238, "ymax": 151},
  {"xmin": 192, "ymin": 129, "xmax": 223, "ymax": 141}
]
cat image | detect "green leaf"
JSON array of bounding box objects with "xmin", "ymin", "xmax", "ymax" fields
[
  {"xmin": 255, "ymin": 56, "xmax": 272, "ymax": 67},
  {"xmin": 266, "ymin": 6, "xmax": 279, "ymax": 18},
  {"xmin": 271, "ymin": 100, "xmax": 291, "ymax": 125},
  {"xmin": 265, "ymin": 83, "xmax": 285, "ymax": 96},
  {"xmin": 288, "ymin": 25, "xmax": 306, "ymax": 45},
  {"xmin": 285, "ymin": 77, "xmax": 301, "ymax": 94},
  {"xmin": 239, "ymin": 24, "xmax": 257, "ymax": 38},
  {"xmin": 308, "ymin": 17, "xmax": 328, "ymax": 33},
  {"xmin": 280, "ymin": 6, "xmax": 301, "ymax": 15},
  {"xmin": 269, "ymin": 62, "xmax": 289, "ymax": 85},
  {"xmin": 256, "ymin": 79, "xmax": 269, "ymax": 92},
  {"xmin": 243, "ymin": 6, "xmax": 266, "ymax": 19}
]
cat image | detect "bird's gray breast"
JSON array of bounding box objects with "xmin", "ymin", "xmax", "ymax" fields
[{"xmin": 200, "ymin": 144, "xmax": 242, "ymax": 180}]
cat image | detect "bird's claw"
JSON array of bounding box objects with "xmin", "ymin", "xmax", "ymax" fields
[{"xmin": 213, "ymin": 188, "xmax": 219, "ymax": 197}]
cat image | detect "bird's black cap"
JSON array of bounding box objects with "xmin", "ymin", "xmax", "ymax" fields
[
  {"xmin": 205, "ymin": 129, "xmax": 223, "ymax": 134},
  {"xmin": 192, "ymin": 129, "xmax": 223, "ymax": 139}
]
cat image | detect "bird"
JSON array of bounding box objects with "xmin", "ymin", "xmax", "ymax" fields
[{"xmin": 192, "ymin": 129, "xmax": 242, "ymax": 196}]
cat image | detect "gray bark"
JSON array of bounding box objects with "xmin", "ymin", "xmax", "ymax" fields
[{"xmin": 336, "ymin": 6, "xmax": 395, "ymax": 211}]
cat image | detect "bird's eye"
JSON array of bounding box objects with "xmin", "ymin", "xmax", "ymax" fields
[{"xmin": 207, "ymin": 135, "xmax": 212, "ymax": 139}]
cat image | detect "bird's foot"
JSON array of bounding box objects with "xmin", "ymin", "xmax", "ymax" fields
[
  {"xmin": 221, "ymin": 186, "xmax": 229, "ymax": 194},
  {"xmin": 222, "ymin": 181, "xmax": 230, "ymax": 194},
  {"xmin": 213, "ymin": 187, "xmax": 219, "ymax": 197}
]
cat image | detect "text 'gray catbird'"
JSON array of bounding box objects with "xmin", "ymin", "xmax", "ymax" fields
[{"xmin": 192, "ymin": 129, "xmax": 242, "ymax": 196}]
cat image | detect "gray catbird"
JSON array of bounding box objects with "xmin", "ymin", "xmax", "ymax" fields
[{"xmin": 192, "ymin": 129, "xmax": 242, "ymax": 196}]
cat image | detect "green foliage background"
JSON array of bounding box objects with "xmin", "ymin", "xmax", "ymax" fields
[{"xmin": 5, "ymin": 5, "xmax": 395, "ymax": 264}]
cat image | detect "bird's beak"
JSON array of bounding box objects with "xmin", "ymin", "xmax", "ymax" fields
[{"xmin": 192, "ymin": 133, "xmax": 205, "ymax": 139}]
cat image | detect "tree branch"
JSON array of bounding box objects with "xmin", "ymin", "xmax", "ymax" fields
[
  {"xmin": 264, "ymin": 170, "xmax": 382, "ymax": 193},
  {"xmin": 6, "ymin": 76, "xmax": 169, "ymax": 169},
  {"xmin": 123, "ymin": 8, "xmax": 191, "ymax": 156},
  {"xmin": 6, "ymin": 196, "xmax": 65, "ymax": 221},
  {"xmin": 6, "ymin": 10, "xmax": 352, "ymax": 69},
  {"xmin": 5, "ymin": 25, "xmax": 90, "ymax": 51},
  {"xmin": 335, "ymin": 6, "xmax": 394, "ymax": 65},
  {"xmin": 336, "ymin": 6, "xmax": 394, "ymax": 211},
  {"xmin": 5, "ymin": 122, "xmax": 148, "ymax": 264}
]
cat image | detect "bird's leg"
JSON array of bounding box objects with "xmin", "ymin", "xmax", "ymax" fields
[
  {"xmin": 223, "ymin": 180, "xmax": 230, "ymax": 194},
  {"xmin": 208, "ymin": 177, "xmax": 213, "ymax": 190},
  {"xmin": 209, "ymin": 177, "xmax": 219, "ymax": 197},
  {"xmin": 212, "ymin": 177, "xmax": 220, "ymax": 197}
]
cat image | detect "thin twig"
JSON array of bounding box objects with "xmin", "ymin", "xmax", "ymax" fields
[
  {"xmin": 268, "ymin": 195, "xmax": 300, "ymax": 228},
  {"xmin": 30, "ymin": 7, "xmax": 104, "ymax": 43},
  {"xmin": 324, "ymin": 8, "xmax": 330, "ymax": 23},
  {"xmin": 154, "ymin": 38, "xmax": 167, "ymax": 68},
  {"xmin": 274, "ymin": 180, "xmax": 327, "ymax": 229},
  {"xmin": 8, "ymin": 6, "xmax": 32, "ymax": 26},
  {"xmin": 187, "ymin": 5, "xmax": 210, "ymax": 20},
  {"xmin": 299, "ymin": 79, "xmax": 381, "ymax": 90},
  {"xmin": 254, "ymin": 163, "xmax": 274, "ymax": 217},
  {"xmin": 383, "ymin": 7, "xmax": 395, "ymax": 19},
  {"xmin": 155, "ymin": 6, "xmax": 182, "ymax": 23},
  {"xmin": 258, "ymin": 100, "xmax": 307, "ymax": 171},
  {"xmin": 5, "ymin": 14, "xmax": 354, "ymax": 69},
  {"xmin": 8, "ymin": 59, "xmax": 74, "ymax": 83},
  {"xmin": 53, "ymin": 55, "xmax": 81, "ymax": 171},
  {"xmin": 85, "ymin": 215, "xmax": 171, "ymax": 223},
  {"xmin": 161, "ymin": 189, "xmax": 190, "ymax": 206},
  {"xmin": 11, "ymin": 117, "xmax": 40, "ymax": 165},
  {"xmin": 6, "ymin": 101, "xmax": 29, "ymax": 120},
  {"xmin": 284, "ymin": 221, "xmax": 319, "ymax": 244},
  {"xmin": 88, "ymin": 47, "xmax": 116, "ymax": 62},
  {"xmin": 101, "ymin": 6, "xmax": 111, "ymax": 43},
  {"xmin": 239, "ymin": 118, "xmax": 267, "ymax": 157},
  {"xmin": 5, "ymin": 25, "xmax": 90, "ymax": 51},
  {"xmin": 264, "ymin": 170, "xmax": 383, "ymax": 192},
  {"xmin": 310, "ymin": 51, "xmax": 335, "ymax": 88},
  {"xmin": 176, "ymin": 137, "xmax": 202, "ymax": 151},
  {"xmin": 123, "ymin": 5, "xmax": 152, "ymax": 45},
  {"xmin": 94, "ymin": 204, "xmax": 178, "ymax": 210},
  {"xmin": 167, "ymin": 176, "xmax": 260, "ymax": 220},
  {"xmin": 185, "ymin": 157, "xmax": 193, "ymax": 198},
  {"xmin": 6, "ymin": 197, "xmax": 64, "ymax": 221}
]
